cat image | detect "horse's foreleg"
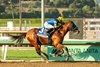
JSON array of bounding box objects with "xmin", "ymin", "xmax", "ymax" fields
[
  {"xmin": 54, "ymin": 43, "xmax": 69, "ymax": 60},
  {"xmin": 64, "ymin": 47, "xmax": 69, "ymax": 61},
  {"xmin": 56, "ymin": 43, "xmax": 64, "ymax": 50},
  {"xmin": 54, "ymin": 43, "xmax": 64, "ymax": 56}
]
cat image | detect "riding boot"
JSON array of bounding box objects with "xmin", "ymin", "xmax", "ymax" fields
[
  {"xmin": 47, "ymin": 28, "xmax": 55, "ymax": 36},
  {"xmin": 47, "ymin": 28, "xmax": 56, "ymax": 45}
]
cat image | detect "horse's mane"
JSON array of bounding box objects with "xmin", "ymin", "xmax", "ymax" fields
[
  {"xmin": 56, "ymin": 22, "xmax": 68, "ymax": 30},
  {"xmin": 56, "ymin": 20, "xmax": 73, "ymax": 32}
]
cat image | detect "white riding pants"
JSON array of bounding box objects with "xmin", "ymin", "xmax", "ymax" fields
[{"xmin": 44, "ymin": 22, "xmax": 54, "ymax": 29}]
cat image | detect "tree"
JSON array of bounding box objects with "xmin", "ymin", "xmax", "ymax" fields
[
  {"xmin": 62, "ymin": 10, "xmax": 74, "ymax": 18},
  {"xmin": 82, "ymin": 5, "xmax": 90, "ymax": 13},
  {"xmin": 63, "ymin": 0, "xmax": 74, "ymax": 6},
  {"xmin": 69, "ymin": 2, "xmax": 77, "ymax": 9},
  {"xmin": 48, "ymin": 8, "xmax": 60, "ymax": 18},
  {"xmin": 74, "ymin": 9, "xmax": 84, "ymax": 18},
  {"xmin": 93, "ymin": 5, "xmax": 100, "ymax": 18},
  {"xmin": 0, "ymin": 6, "xmax": 5, "ymax": 13},
  {"xmin": 51, "ymin": 9, "xmax": 60, "ymax": 18},
  {"xmin": 11, "ymin": 0, "xmax": 19, "ymax": 4}
]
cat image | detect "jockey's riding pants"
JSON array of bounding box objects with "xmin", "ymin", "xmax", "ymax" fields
[{"xmin": 44, "ymin": 22, "xmax": 54, "ymax": 29}]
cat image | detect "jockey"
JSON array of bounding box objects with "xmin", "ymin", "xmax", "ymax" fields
[
  {"xmin": 37, "ymin": 16, "xmax": 65, "ymax": 37},
  {"xmin": 44, "ymin": 16, "xmax": 64, "ymax": 29}
]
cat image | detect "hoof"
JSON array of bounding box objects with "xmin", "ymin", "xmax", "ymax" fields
[{"xmin": 46, "ymin": 60, "xmax": 49, "ymax": 63}]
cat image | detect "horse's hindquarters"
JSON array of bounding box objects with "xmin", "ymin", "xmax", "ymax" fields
[{"xmin": 39, "ymin": 37, "xmax": 48, "ymax": 45}]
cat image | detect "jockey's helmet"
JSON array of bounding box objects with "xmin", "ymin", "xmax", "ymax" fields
[{"xmin": 57, "ymin": 16, "xmax": 64, "ymax": 22}]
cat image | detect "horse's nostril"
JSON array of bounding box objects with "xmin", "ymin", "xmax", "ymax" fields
[{"xmin": 78, "ymin": 30, "xmax": 80, "ymax": 34}]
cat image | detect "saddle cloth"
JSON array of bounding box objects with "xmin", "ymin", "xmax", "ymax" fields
[{"xmin": 37, "ymin": 28, "xmax": 48, "ymax": 38}]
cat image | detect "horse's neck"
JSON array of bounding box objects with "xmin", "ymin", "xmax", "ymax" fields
[{"xmin": 59, "ymin": 23, "xmax": 70, "ymax": 37}]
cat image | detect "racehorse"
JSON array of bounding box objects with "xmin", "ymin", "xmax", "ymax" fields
[{"xmin": 10, "ymin": 20, "xmax": 80, "ymax": 61}]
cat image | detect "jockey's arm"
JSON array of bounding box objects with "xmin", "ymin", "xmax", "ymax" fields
[
  {"xmin": 57, "ymin": 21, "xmax": 65, "ymax": 27},
  {"xmin": 59, "ymin": 21, "xmax": 65, "ymax": 25},
  {"xmin": 54, "ymin": 23, "xmax": 57, "ymax": 28}
]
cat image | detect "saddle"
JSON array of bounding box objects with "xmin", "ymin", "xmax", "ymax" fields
[
  {"xmin": 37, "ymin": 28, "xmax": 55, "ymax": 44},
  {"xmin": 37, "ymin": 28, "xmax": 48, "ymax": 38}
]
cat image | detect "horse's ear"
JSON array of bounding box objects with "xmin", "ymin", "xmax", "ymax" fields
[{"xmin": 68, "ymin": 20, "xmax": 72, "ymax": 22}]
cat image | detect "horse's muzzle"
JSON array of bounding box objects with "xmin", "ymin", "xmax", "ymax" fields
[{"xmin": 74, "ymin": 30, "xmax": 80, "ymax": 34}]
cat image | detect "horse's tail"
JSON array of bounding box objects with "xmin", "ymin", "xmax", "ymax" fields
[{"xmin": 8, "ymin": 33, "xmax": 26, "ymax": 44}]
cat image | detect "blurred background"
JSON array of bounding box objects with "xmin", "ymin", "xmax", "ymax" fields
[{"xmin": 0, "ymin": 0, "xmax": 100, "ymax": 39}]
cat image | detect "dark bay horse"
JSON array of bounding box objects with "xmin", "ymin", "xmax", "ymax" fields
[{"xmin": 11, "ymin": 20, "xmax": 80, "ymax": 61}]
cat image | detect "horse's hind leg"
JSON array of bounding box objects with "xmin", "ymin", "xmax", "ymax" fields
[
  {"xmin": 30, "ymin": 42, "xmax": 48, "ymax": 60},
  {"xmin": 36, "ymin": 47, "xmax": 49, "ymax": 60},
  {"xmin": 27, "ymin": 37, "xmax": 48, "ymax": 61}
]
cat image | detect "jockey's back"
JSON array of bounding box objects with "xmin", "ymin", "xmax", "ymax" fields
[{"xmin": 47, "ymin": 19, "xmax": 58, "ymax": 26}]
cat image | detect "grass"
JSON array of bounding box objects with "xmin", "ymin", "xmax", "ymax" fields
[
  {"xmin": 0, "ymin": 50, "xmax": 47, "ymax": 60},
  {"xmin": 0, "ymin": 18, "xmax": 41, "ymax": 27},
  {"xmin": 0, "ymin": 18, "xmax": 82, "ymax": 27}
]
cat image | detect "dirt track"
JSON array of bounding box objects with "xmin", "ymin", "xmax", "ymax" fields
[{"xmin": 0, "ymin": 62, "xmax": 100, "ymax": 67}]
